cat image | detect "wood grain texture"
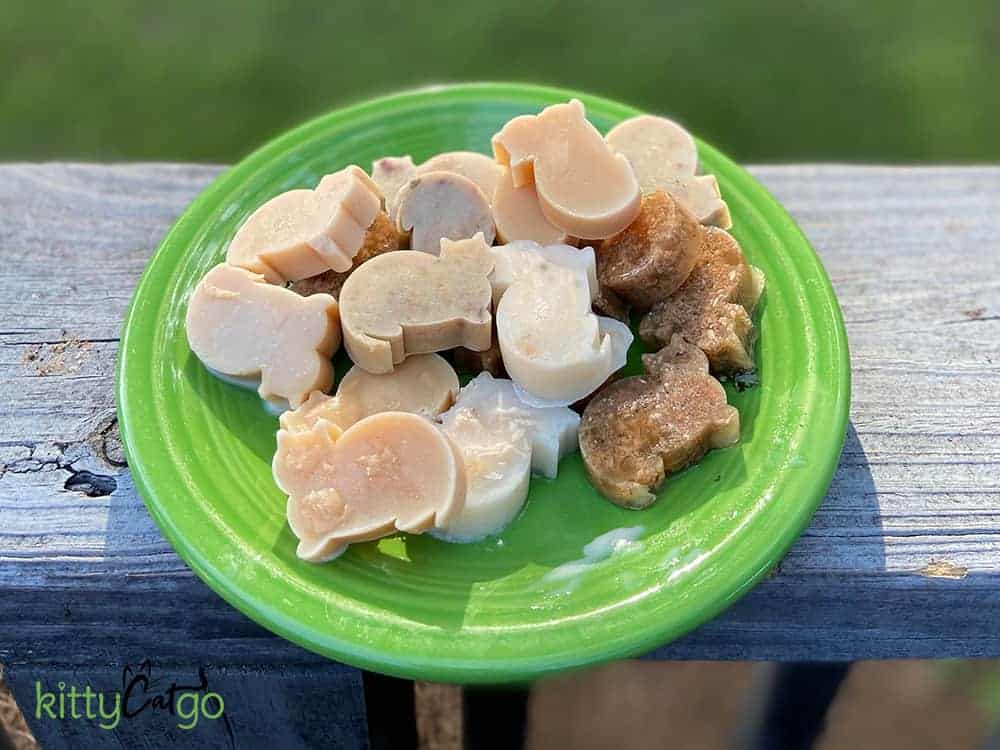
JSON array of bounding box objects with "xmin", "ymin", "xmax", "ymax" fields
[{"xmin": 1, "ymin": 164, "xmax": 998, "ymax": 669}]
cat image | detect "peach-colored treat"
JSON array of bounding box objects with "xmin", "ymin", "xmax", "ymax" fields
[
  {"xmin": 274, "ymin": 412, "xmax": 466, "ymax": 561},
  {"xmin": 418, "ymin": 151, "xmax": 501, "ymax": 204},
  {"xmin": 226, "ymin": 165, "xmax": 382, "ymax": 283},
  {"xmin": 185, "ymin": 264, "xmax": 340, "ymax": 408},
  {"xmin": 371, "ymin": 155, "xmax": 417, "ymax": 222},
  {"xmin": 579, "ymin": 335, "xmax": 739, "ymax": 509},
  {"xmin": 339, "ymin": 234, "xmax": 494, "ymax": 373},
  {"xmin": 282, "ymin": 354, "xmax": 459, "ymax": 434},
  {"xmin": 491, "ymin": 99, "xmax": 640, "ymax": 239},
  {"xmin": 396, "ymin": 171, "xmax": 496, "ymax": 253},
  {"xmin": 492, "ymin": 167, "xmax": 574, "ymax": 245},
  {"xmin": 605, "ymin": 114, "xmax": 731, "ymax": 229}
]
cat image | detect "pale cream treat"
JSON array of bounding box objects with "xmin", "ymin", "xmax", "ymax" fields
[
  {"xmin": 605, "ymin": 114, "xmax": 731, "ymax": 229},
  {"xmin": 579, "ymin": 335, "xmax": 740, "ymax": 509},
  {"xmin": 273, "ymin": 411, "xmax": 466, "ymax": 562},
  {"xmin": 281, "ymin": 354, "xmax": 460, "ymax": 433},
  {"xmin": 395, "ymin": 171, "xmax": 496, "ymax": 253},
  {"xmin": 598, "ymin": 190, "xmax": 701, "ymax": 309},
  {"xmin": 185, "ymin": 263, "xmax": 340, "ymax": 409},
  {"xmin": 417, "ymin": 151, "xmax": 502, "ymax": 204},
  {"xmin": 659, "ymin": 174, "xmax": 731, "ymax": 229},
  {"xmin": 495, "ymin": 244, "xmax": 633, "ymax": 407},
  {"xmin": 492, "ymin": 99, "xmax": 641, "ymax": 239},
  {"xmin": 491, "ymin": 166, "xmax": 575, "ymax": 245},
  {"xmin": 488, "ymin": 240, "xmax": 598, "ymax": 307},
  {"xmin": 640, "ymin": 227, "xmax": 764, "ymax": 373},
  {"xmin": 435, "ymin": 373, "xmax": 579, "ymax": 541},
  {"xmin": 370, "ymin": 155, "xmax": 417, "ymax": 223},
  {"xmin": 226, "ymin": 165, "xmax": 383, "ymax": 283},
  {"xmin": 339, "ymin": 233, "xmax": 494, "ymax": 374}
]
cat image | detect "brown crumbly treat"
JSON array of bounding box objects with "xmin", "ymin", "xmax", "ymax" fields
[
  {"xmin": 592, "ymin": 286, "xmax": 630, "ymax": 323},
  {"xmin": 597, "ymin": 191, "xmax": 700, "ymax": 309},
  {"xmin": 579, "ymin": 335, "xmax": 739, "ymax": 509},
  {"xmin": 291, "ymin": 210, "xmax": 401, "ymax": 299},
  {"xmin": 639, "ymin": 226, "xmax": 764, "ymax": 373}
]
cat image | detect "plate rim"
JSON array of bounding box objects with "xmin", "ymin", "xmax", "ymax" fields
[{"xmin": 117, "ymin": 81, "xmax": 851, "ymax": 683}]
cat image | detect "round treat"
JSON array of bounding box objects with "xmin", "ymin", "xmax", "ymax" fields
[
  {"xmin": 597, "ymin": 190, "xmax": 700, "ymax": 309},
  {"xmin": 418, "ymin": 151, "xmax": 502, "ymax": 203},
  {"xmin": 605, "ymin": 114, "xmax": 698, "ymax": 191},
  {"xmin": 396, "ymin": 171, "xmax": 496, "ymax": 253}
]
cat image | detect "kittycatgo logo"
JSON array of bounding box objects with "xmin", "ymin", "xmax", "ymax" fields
[{"xmin": 34, "ymin": 661, "xmax": 225, "ymax": 731}]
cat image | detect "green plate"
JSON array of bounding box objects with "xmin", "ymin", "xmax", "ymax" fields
[{"xmin": 117, "ymin": 83, "xmax": 850, "ymax": 684}]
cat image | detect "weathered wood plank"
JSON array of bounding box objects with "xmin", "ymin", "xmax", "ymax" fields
[{"xmin": 1, "ymin": 163, "xmax": 998, "ymax": 667}]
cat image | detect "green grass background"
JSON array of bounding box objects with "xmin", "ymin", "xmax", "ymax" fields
[{"xmin": 2, "ymin": 0, "xmax": 997, "ymax": 163}]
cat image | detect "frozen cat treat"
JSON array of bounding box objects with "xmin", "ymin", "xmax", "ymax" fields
[
  {"xmin": 290, "ymin": 210, "xmax": 401, "ymax": 299},
  {"xmin": 396, "ymin": 171, "xmax": 496, "ymax": 253},
  {"xmin": 606, "ymin": 114, "xmax": 731, "ymax": 229},
  {"xmin": 659, "ymin": 174, "xmax": 731, "ymax": 229},
  {"xmin": 339, "ymin": 233, "xmax": 494, "ymax": 373},
  {"xmin": 185, "ymin": 263, "xmax": 340, "ymax": 408},
  {"xmin": 371, "ymin": 155, "xmax": 417, "ymax": 222},
  {"xmin": 491, "ymin": 99, "xmax": 640, "ymax": 239},
  {"xmin": 488, "ymin": 240, "xmax": 598, "ymax": 307},
  {"xmin": 274, "ymin": 411, "xmax": 466, "ymax": 562},
  {"xmin": 597, "ymin": 190, "xmax": 701, "ymax": 309},
  {"xmin": 605, "ymin": 115, "xmax": 698, "ymax": 189},
  {"xmin": 418, "ymin": 151, "xmax": 502, "ymax": 204},
  {"xmin": 492, "ymin": 167, "xmax": 574, "ymax": 245},
  {"xmin": 639, "ymin": 227, "xmax": 764, "ymax": 373},
  {"xmin": 281, "ymin": 354, "xmax": 459, "ymax": 434},
  {"xmin": 495, "ymin": 246, "xmax": 632, "ymax": 406},
  {"xmin": 226, "ymin": 165, "xmax": 382, "ymax": 283},
  {"xmin": 436, "ymin": 373, "xmax": 579, "ymax": 541},
  {"xmin": 579, "ymin": 335, "xmax": 739, "ymax": 509}
]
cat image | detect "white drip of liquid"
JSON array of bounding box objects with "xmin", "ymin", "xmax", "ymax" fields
[{"xmin": 542, "ymin": 526, "xmax": 644, "ymax": 590}]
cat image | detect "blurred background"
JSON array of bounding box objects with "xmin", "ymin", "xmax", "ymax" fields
[
  {"xmin": 2, "ymin": 0, "xmax": 998, "ymax": 164},
  {"xmin": 2, "ymin": 1, "xmax": 999, "ymax": 747}
]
